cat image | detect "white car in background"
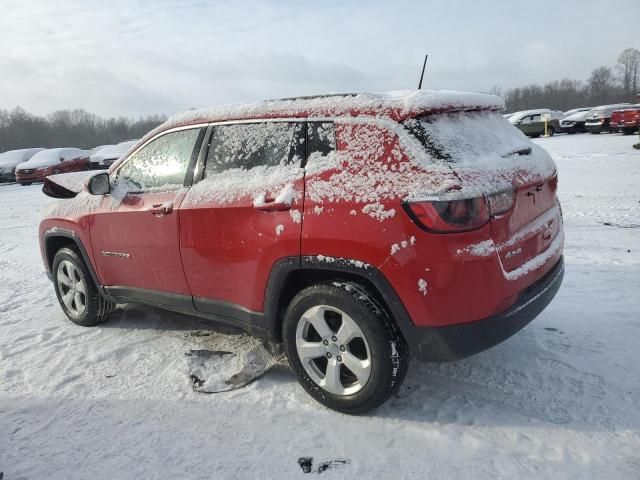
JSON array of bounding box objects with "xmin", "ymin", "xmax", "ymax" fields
[
  {"xmin": 90, "ymin": 140, "xmax": 138, "ymax": 169},
  {"xmin": 0, "ymin": 148, "xmax": 45, "ymax": 182}
]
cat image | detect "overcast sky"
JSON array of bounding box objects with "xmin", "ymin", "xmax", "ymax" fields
[{"xmin": 1, "ymin": 0, "xmax": 638, "ymax": 118}]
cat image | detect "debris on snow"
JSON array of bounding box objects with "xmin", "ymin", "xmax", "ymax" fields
[
  {"xmin": 418, "ymin": 278, "xmax": 428, "ymax": 296},
  {"xmin": 186, "ymin": 342, "xmax": 284, "ymax": 393}
]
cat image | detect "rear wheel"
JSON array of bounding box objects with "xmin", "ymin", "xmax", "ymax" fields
[
  {"xmin": 52, "ymin": 247, "xmax": 114, "ymax": 327},
  {"xmin": 547, "ymin": 126, "xmax": 555, "ymax": 136},
  {"xmin": 283, "ymin": 281, "xmax": 408, "ymax": 414},
  {"xmin": 20, "ymin": 182, "xmax": 32, "ymax": 186}
]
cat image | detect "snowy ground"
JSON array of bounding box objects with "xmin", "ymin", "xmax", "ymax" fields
[{"xmin": 1, "ymin": 133, "xmax": 639, "ymax": 479}]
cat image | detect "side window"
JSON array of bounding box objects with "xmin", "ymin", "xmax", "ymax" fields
[
  {"xmin": 306, "ymin": 122, "xmax": 335, "ymax": 165},
  {"xmin": 116, "ymin": 128, "xmax": 202, "ymax": 191},
  {"xmin": 204, "ymin": 122, "xmax": 304, "ymax": 176},
  {"xmin": 531, "ymin": 114, "xmax": 541, "ymax": 122}
]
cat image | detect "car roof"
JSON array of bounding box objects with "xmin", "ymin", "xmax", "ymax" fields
[{"xmin": 144, "ymin": 90, "xmax": 503, "ymax": 138}]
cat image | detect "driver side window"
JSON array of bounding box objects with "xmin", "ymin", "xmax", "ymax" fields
[{"xmin": 115, "ymin": 128, "xmax": 203, "ymax": 192}]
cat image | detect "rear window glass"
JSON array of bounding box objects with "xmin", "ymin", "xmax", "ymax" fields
[
  {"xmin": 404, "ymin": 111, "xmax": 532, "ymax": 163},
  {"xmin": 205, "ymin": 122, "xmax": 304, "ymax": 176}
]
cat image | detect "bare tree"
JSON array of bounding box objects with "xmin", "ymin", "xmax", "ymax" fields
[
  {"xmin": 587, "ymin": 66, "xmax": 617, "ymax": 105},
  {"xmin": 617, "ymin": 48, "xmax": 640, "ymax": 101},
  {"xmin": 0, "ymin": 108, "xmax": 166, "ymax": 153}
]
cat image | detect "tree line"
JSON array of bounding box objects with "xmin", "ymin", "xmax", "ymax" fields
[
  {"xmin": 494, "ymin": 48, "xmax": 640, "ymax": 113},
  {"xmin": 0, "ymin": 108, "xmax": 166, "ymax": 153}
]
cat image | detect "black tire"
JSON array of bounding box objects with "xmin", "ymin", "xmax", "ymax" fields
[
  {"xmin": 283, "ymin": 281, "xmax": 408, "ymax": 414},
  {"xmin": 622, "ymin": 128, "xmax": 635, "ymax": 136},
  {"xmin": 530, "ymin": 133, "xmax": 541, "ymax": 138},
  {"xmin": 52, "ymin": 247, "xmax": 114, "ymax": 327},
  {"xmin": 20, "ymin": 182, "xmax": 32, "ymax": 186},
  {"xmin": 547, "ymin": 126, "xmax": 555, "ymax": 136}
]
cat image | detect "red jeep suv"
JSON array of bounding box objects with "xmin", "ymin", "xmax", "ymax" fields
[{"xmin": 39, "ymin": 91, "xmax": 564, "ymax": 413}]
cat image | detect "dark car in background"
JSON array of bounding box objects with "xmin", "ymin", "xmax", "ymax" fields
[
  {"xmin": 559, "ymin": 108, "xmax": 592, "ymax": 134},
  {"xmin": 90, "ymin": 140, "xmax": 138, "ymax": 169}
]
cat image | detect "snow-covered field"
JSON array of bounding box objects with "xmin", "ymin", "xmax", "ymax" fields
[{"xmin": 1, "ymin": 134, "xmax": 639, "ymax": 479}]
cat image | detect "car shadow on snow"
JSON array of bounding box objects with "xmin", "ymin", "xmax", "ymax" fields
[
  {"xmin": 97, "ymin": 303, "xmax": 636, "ymax": 432},
  {"xmin": 378, "ymin": 325, "xmax": 637, "ymax": 432}
]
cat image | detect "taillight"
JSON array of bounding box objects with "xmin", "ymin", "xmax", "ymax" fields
[
  {"xmin": 405, "ymin": 197, "xmax": 489, "ymax": 233},
  {"xmin": 405, "ymin": 190, "xmax": 515, "ymax": 233}
]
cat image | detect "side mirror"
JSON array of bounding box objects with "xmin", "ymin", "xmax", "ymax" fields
[{"xmin": 88, "ymin": 172, "xmax": 110, "ymax": 195}]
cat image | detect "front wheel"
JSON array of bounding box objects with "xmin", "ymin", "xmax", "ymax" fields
[
  {"xmin": 547, "ymin": 126, "xmax": 555, "ymax": 136},
  {"xmin": 52, "ymin": 247, "xmax": 114, "ymax": 326},
  {"xmin": 283, "ymin": 281, "xmax": 408, "ymax": 414}
]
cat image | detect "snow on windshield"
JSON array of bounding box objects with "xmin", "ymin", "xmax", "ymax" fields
[
  {"xmin": 403, "ymin": 111, "xmax": 556, "ymax": 196},
  {"xmin": 406, "ymin": 111, "xmax": 532, "ymax": 162}
]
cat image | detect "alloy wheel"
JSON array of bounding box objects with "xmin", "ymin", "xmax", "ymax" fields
[
  {"xmin": 295, "ymin": 305, "xmax": 372, "ymax": 396},
  {"xmin": 56, "ymin": 260, "xmax": 87, "ymax": 316}
]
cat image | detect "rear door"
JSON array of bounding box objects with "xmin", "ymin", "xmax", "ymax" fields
[
  {"xmin": 179, "ymin": 120, "xmax": 306, "ymax": 315},
  {"xmin": 90, "ymin": 127, "xmax": 205, "ymax": 300}
]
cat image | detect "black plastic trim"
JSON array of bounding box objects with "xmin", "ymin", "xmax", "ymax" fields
[
  {"xmin": 43, "ymin": 228, "xmax": 102, "ymax": 288},
  {"xmin": 410, "ymin": 256, "xmax": 565, "ymax": 361},
  {"xmin": 104, "ymin": 286, "xmax": 195, "ymax": 311}
]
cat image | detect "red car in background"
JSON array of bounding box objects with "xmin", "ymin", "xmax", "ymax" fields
[
  {"xmin": 38, "ymin": 90, "xmax": 564, "ymax": 413},
  {"xmin": 15, "ymin": 148, "xmax": 90, "ymax": 185},
  {"xmin": 620, "ymin": 105, "xmax": 640, "ymax": 135}
]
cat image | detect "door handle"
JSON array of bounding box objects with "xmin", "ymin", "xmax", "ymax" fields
[
  {"xmin": 253, "ymin": 199, "xmax": 291, "ymax": 212},
  {"xmin": 147, "ymin": 202, "xmax": 174, "ymax": 215}
]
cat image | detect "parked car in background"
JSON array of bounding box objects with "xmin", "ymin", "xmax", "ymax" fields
[
  {"xmin": 621, "ymin": 105, "xmax": 640, "ymax": 135},
  {"xmin": 510, "ymin": 109, "xmax": 563, "ymax": 137},
  {"xmin": 15, "ymin": 148, "xmax": 90, "ymax": 185},
  {"xmin": 559, "ymin": 110, "xmax": 592, "ymax": 134},
  {"xmin": 612, "ymin": 105, "xmax": 640, "ymax": 135},
  {"xmin": 89, "ymin": 145, "xmax": 111, "ymax": 157},
  {"xmin": 562, "ymin": 107, "xmax": 591, "ymax": 117},
  {"xmin": 585, "ymin": 104, "xmax": 631, "ymax": 134},
  {"xmin": 39, "ymin": 90, "xmax": 564, "ymax": 413},
  {"xmin": 0, "ymin": 148, "xmax": 44, "ymax": 182},
  {"xmin": 90, "ymin": 140, "xmax": 138, "ymax": 169}
]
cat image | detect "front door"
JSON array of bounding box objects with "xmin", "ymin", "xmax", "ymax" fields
[{"xmin": 90, "ymin": 127, "xmax": 205, "ymax": 300}]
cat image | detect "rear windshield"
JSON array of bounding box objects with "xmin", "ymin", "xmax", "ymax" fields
[{"xmin": 403, "ymin": 111, "xmax": 532, "ymax": 164}]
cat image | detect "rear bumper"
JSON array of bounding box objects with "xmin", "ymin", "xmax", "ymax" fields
[{"xmin": 406, "ymin": 256, "xmax": 564, "ymax": 362}]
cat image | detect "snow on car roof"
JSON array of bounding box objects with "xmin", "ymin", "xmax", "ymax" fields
[
  {"xmin": 0, "ymin": 148, "xmax": 45, "ymax": 166},
  {"xmin": 143, "ymin": 90, "xmax": 503, "ymax": 139}
]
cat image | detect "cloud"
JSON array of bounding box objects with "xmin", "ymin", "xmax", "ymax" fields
[{"xmin": 0, "ymin": 0, "xmax": 638, "ymax": 117}]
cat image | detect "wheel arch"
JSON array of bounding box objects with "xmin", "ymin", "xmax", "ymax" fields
[
  {"xmin": 264, "ymin": 256, "xmax": 415, "ymax": 346},
  {"xmin": 43, "ymin": 228, "xmax": 102, "ymax": 288}
]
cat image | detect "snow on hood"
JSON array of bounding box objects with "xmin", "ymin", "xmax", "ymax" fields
[
  {"xmin": 17, "ymin": 148, "xmax": 87, "ymax": 169},
  {"xmin": 0, "ymin": 148, "xmax": 45, "ymax": 168},
  {"xmin": 562, "ymin": 110, "xmax": 591, "ymax": 122}
]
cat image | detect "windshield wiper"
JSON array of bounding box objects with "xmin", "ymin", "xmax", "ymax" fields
[{"xmin": 502, "ymin": 147, "xmax": 532, "ymax": 158}]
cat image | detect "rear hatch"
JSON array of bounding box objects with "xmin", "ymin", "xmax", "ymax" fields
[{"xmin": 403, "ymin": 110, "xmax": 561, "ymax": 273}]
